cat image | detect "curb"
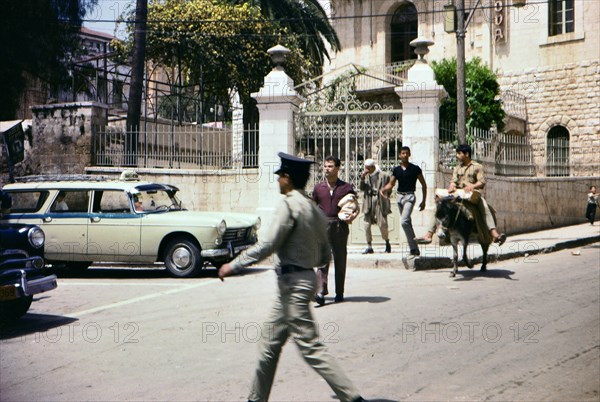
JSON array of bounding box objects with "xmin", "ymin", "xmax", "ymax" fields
[{"xmin": 348, "ymin": 235, "xmax": 600, "ymax": 271}]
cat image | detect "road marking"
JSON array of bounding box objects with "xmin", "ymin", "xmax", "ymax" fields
[
  {"xmin": 67, "ymin": 279, "xmax": 219, "ymax": 317},
  {"xmin": 59, "ymin": 282, "xmax": 191, "ymax": 287}
]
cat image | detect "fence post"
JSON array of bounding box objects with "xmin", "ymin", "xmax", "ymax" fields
[
  {"xmin": 395, "ymin": 38, "xmax": 447, "ymax": 244},
  {"xmin": 251, "ymin": 45, "xmax": 305, "ymax": 230}
]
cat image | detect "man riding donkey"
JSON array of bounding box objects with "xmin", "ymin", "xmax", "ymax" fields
[{"xmin": 415, "ymin": 144, "xmax": 507, "ymax": 246}]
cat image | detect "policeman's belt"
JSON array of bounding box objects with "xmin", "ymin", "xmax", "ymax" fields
[{"xmin": 280, "ymin": 265, "xmax": 311, "ymax": 275}]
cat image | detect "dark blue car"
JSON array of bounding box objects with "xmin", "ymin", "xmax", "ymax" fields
[{"xmin": 0, "ymin": 223, "xmax": 58, "ymax": 322}]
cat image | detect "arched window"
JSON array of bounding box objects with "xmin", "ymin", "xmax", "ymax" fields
[
  {"xmin": 546, "ymin": 126, "xmax": 570, "ymax": 176},
  {"xmin": 391, "ymin": 3, "xmax": 418, "ymax": 63}
]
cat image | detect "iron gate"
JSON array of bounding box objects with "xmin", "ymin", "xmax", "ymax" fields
[{"xmin": 294, "ymin": 89, "xmax": 403, "ymax": 191}]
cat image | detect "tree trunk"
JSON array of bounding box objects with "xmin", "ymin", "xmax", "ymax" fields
[{"xmin": 125, "ymin": 0, "xmax": 148, "ymax": 166}]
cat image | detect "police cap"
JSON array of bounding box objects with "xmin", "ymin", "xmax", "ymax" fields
[{"xmin": 274, "ymin": 152, "xmax": 315, "ymax": 188}]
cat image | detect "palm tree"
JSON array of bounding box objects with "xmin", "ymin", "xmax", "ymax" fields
[{"xmin": 229, "ymin": 0, "xmax": 341, "ymax": 75}]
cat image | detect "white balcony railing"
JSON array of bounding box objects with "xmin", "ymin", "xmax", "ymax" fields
[{"xmin": 354, "ymin": 60, "xmax": 415, "ymax": 92}]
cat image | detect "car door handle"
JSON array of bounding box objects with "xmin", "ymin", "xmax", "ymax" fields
[
  {"xmin": 43, "ymin": 217, "xmax": 52, "ymax": 223},
  {"xmin": 91, "ymin": 217, "xmax": 101, "ymax": 223}
]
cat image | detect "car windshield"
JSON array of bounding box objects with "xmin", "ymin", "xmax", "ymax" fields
[{"xmin": 131, "ymin": 189, "xmax": 184, "ymax": 213}]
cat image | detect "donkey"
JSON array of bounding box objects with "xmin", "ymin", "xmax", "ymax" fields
[{"xmin": 435, "ymin": 196, "xmax": 491, "ymax": 278}]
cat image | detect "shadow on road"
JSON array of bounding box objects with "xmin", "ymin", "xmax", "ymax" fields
[
  {"xmin": 54, "ymin": 266, "xmax": 172, "ymax": 279},
  {"xmin": 315, "ymin": 296, "xmax": 391, "ymax": 308},
  {"xmin": 368, "ymin": 399, "xmax": 399, "ymax": 402},
  {"xmin": 50, "ymin": 265, "xmax": 271, "ymax": 280},
  {"xmin": 0, "ymin": 313, "xmax": 78, "ymax": 340},
  {"xmin": 342, "ymin": 296, "xmax": 391, "ymax": 303},
  {"xmin": 453, "ymin": 268, "xmax": 516, "ymax": 281}
]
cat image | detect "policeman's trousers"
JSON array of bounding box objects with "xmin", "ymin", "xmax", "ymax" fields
[{"xmin": 248, "ymin": 269, "xmax": 361, "ymax": 402}]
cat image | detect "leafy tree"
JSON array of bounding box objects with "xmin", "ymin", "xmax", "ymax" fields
[
  {"xmin": 119, "ymin": 0, "xmax": 313, "ymax": 125},
  {"xmin": 432, "ymin": 57, "xmax": 505, "ymax": 133},
  {"xmin": 0, "ymin": 0, "xmax": 97, "ymax": 120},
  {"xmin": 228, "ymin": 0, "xmax": 341, "ymax": 77}
]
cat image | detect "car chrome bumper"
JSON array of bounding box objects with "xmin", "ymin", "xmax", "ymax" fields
[
  {"xmin": 201, "ymin": 243, "xmax": 254, "ymax": 259},
  {"xmin": 23, "ymin": 273, "xmax": 58, "ymax": 296},
  {"xmin": 1, "ymin": 270, "xmax": 58, "ymax": 300}
]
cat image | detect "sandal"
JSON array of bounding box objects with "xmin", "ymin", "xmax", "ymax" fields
[{"xmin": 415, "ymin": 237, "xmax": 433, "ymax": 244}]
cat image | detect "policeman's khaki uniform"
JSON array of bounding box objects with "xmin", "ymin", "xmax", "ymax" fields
[{"xmin": 230, "ymin": 189, "xmax": 361, "ymax": 402}]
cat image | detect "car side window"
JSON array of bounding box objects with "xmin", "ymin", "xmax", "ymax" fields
[
  {"xmin": 93, "ymin": 190, "xmax": 132, "ymax": 213},
  {"xmin": 50, "ymin": 190, "xmax": 89, "ymax": 213},
  {"xmin": 3, "ymin": 191, "xmax": 48, "ymax": 213}
]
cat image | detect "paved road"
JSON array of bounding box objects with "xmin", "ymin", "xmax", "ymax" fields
[{"xmin": 1, "ymin": 244, "xmax": 599, "ymax": 401}]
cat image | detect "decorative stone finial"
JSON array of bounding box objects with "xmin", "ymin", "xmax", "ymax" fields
[
  {"xmin": 267, "ymin": 45, "xmax": 290, "ymax": 71},
  {"xmin": 410, "ymin": 37, "xmax": 435, "ymax": 63}
]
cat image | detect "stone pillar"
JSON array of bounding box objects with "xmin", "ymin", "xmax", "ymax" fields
[
  {"xmin": 251, "ymin": 45, "xmax": 305, "ymax": 229},
  {"xmin": 395, "ymin": 38, "xmax": 447, "ymax": 244},
  {"xmin": 230, "ymin": 90, "xmax": 244, "ymax": 169}
]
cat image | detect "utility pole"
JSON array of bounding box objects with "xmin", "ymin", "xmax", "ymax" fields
[
  {"xmin": 456, "ymin": 0, "xmax": 467, "ymax": 145},
  {"xmin": 126, "ymin": 0, "xmax": 148, "ymax": 166}
]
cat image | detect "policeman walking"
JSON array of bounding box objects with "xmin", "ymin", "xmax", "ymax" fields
[{"xmin": 219, "ymin": 152, "xmax": 365, "ymax": 402}]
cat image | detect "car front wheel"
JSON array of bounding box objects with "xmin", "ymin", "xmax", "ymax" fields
[
  {"xmin": 164, "ymin": 238, "xmax": 203, "ymax": 278},
  {"xmin": 0, "ymin": 296, "xmax": 33, "ymax": 323}
]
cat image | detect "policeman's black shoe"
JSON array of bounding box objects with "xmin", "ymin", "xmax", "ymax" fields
[
  {"xmin": 362, "ymin": 247, "xmax": 374, "ymax": 254},
  {"xmin": 351, "ymin": 397, "xmax": 367, "ymax": 402},
  {"xmin": 494, "ymin": 233, "xmax": 507, "ymax": 246},
  {"xmin": 385, "ymin": 241, "xmax": 391, "ymax": 253},
  {"xmin": 314, "ymin": 293, "xmax": 325, "ymax": 306}
]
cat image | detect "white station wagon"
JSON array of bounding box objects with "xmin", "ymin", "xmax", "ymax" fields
[{"xmin": 0, "ymin": 172, "xmax": 260, "ymax": 278}]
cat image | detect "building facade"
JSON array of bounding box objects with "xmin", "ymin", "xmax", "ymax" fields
[{"xmin": 324, "ymin": 0, "xmax": 599, "ymax": 176}]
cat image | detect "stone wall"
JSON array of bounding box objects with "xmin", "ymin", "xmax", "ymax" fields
[
  {"xmin": 85, "ymin": 167, "xmax": 262, "ymax": 215},
  {"xmin": 85, "ymin": 166, "xmax": 598, "ymax": 245},
  {"xmin": 20, "ymin": 102, "xmax": 108, "ymax": 177},
  {"xmin": 441, "ymin": 172, "xmax": 599, "ymax": 235},
  {"xmin": 497, "ymin": 61, "xmax": 600, "ymax": 177}
]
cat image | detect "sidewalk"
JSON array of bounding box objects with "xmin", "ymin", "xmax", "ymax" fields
[{"xmin": 347, "ymin": 222, "xmax": 600, "ymax": 270}]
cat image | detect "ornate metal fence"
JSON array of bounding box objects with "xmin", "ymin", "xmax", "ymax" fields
[
  {"xmin": 294, "ymin": 87, "xmax": 402, "ymax": 190},
  {"xmin": 439, "ymin": 121, "xmax": 535, "ymax": 176},
  {"xmin": 93, "ymin": 123, "xmax": 258, "ymax": 170}
]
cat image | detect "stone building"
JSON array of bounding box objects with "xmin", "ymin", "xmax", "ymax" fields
[
  {"xmin": 323, "ymin": 0, "xmax": 599, "ymax": 176},
  {"xmin": 12, "ymin": 27, "xmax": 130, "ymax": 121}
]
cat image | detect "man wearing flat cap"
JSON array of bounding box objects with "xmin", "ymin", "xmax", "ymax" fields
[
  {"xmin": 219, "ymin": 153, "xmax": 365, "ymax": 402},
  {"xmin": 359, "ymin": 158, "xmax": 392, "ymax": 254}
]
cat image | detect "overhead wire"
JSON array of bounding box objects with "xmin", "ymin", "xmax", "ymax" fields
[{"xmin": 11, "ymin": 0, "xmax": 559, "ymax": 33}]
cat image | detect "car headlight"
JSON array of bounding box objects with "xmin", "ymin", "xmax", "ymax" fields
[
  {"xmin": 28, "ymin": 227, "xmax": 45, "ymax": 249},
  {"xmin": 218, "ymin": 220, "xmax": 227, "ymax": 236},
  {"xmin": 254, "ymin": 217, "xmax": 261, "ymax": 231}
]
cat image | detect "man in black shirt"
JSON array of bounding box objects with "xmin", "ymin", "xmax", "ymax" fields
[{"xmin": 380, "ymin": 146, "xmax": 428, "ymax": 256}]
